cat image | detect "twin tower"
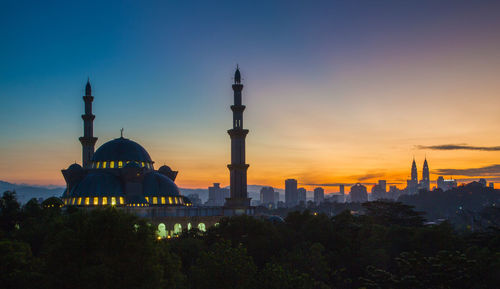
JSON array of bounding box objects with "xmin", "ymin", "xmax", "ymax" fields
[{"xmin": 407, "ymin": 158, "xmax": 430, "ymax": 194}]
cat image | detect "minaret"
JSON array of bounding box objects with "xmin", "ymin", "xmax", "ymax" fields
[
  {"xmin": 422, "ymin": 158, "xmax": 430, "ymax": 191},
  {"xmin": 79, "ymin": 79, "xmax": 98, "ymax": 168},
  {"xmin": 225, "ymin": 66, "xmax": 251, "ymax": 208}
]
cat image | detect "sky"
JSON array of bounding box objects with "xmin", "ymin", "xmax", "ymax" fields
[{"xmin": 1, "ymin": 0, "xmax": 500, "ymax": 192}]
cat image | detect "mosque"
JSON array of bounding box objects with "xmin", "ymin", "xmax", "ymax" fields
[{"xmin": 60, "ymin": 67, "xmax": 253, "ymax": 236}]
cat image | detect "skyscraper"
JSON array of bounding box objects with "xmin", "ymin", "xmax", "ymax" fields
[
  {"xmin": 298, "ymin": 187, "xmax": 307, "ymax": 205},
  {"xmin": 421, "ymin": 158, "xmax": 430, "ymax": 191},
  {"xmin": 407, "ymin": 158, "xmax": 419, "ymax": 194},
  {"xmin": 260, "ymin": 186, "xmax": 275, "ymax": 207},
  {"xmin": 225, "ymin": 67, "xmax": 251, "ymax": 208},
  {"xmin": 285, "ymin": 179, "xmax": 298, "ymax": 207},
  {"xmin": 314, "ymin": 187, "xmax": 324, "ymax": 205},
  {"xmin": 350, "ymin": 183, "xmax": 368, "ymax": 203},
  {"xmin": 207, "ymin": 183, "xmax": 230, "ymax": 206}
]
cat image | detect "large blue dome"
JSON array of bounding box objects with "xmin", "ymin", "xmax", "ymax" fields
[{"xmin": 92, "ymin": 137, "xmax": 153, "ymax": 163}]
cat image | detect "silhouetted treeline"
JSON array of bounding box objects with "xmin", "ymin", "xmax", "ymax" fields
[{"xmin": 1, "ymin": 190, "xmax": 500, "ymax": 289}]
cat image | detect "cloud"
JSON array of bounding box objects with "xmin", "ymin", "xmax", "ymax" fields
[
  {"xmin": 416, "ymin": 144, "xmax": 500, "ymax": 151},
  {"xmin": 355, "ymin": 173, "xmax": 385, "ymax": 182},
  {"xmin": 434, "ymin": 164, "xmax": 500, "ymax": 177}
]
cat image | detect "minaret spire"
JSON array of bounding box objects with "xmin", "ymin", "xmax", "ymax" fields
[
  {"xmin": 79, "ymin": 79, "xmax": 98, "ymax": 168},
  {"xmin": 225, "ymin": 66, "xmax": 251, "ymax": 209}
]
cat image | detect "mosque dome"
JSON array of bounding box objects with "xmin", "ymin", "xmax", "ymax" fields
[
  {"xmin": 91, "ymin": 137, "xmax": 154, "ymax": 169},
  {"xmin": 67, "ymin": 163, "xmax": 83, "ymax": 171},
  {"xmin": 72, "ymin": 172, "xmax": 124, "ymax": 198},
  {"xmin": 93, "ymin": 137, "xmax": 153, "ymax": 163},
  {"xmin": 143, "ymin": 172, "xmax": 180, "ymax": 197}
]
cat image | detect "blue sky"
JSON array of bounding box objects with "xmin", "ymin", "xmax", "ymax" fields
[{"xmin": 2, "ymin": 0, "xmax": 500, "ymax": 189}]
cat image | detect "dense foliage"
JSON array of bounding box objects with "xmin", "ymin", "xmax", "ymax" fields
[{"xmin": 1, "ymin": 191, "xmax": 500, "ymax": 289}]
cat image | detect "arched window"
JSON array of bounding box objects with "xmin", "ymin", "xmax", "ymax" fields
[
  {"xmin": 187, "ymin": 223, "xmax": 192, "ymax": 230},
  {"xmin": 157, "ymin": 223, "xmax": 167, "ymax": 239},
  {"xmin": 174, "ymin": 223, "xmax": 182, "ymax": 235},
  {"xmin": 198, "ymin": 223, "xmax": 206, "ymax": 232}
]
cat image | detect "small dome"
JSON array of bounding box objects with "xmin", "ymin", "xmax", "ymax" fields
[
  {"xmin": 92, "ymin": 137, "xmax": 153, "ymax": 163},
  {"xmin": 158, "ymin": 165, "xmax": 173, "ymax": 174},
  {"xmin": 143, "ymin": 172, "xmax": 180, "ymax": 197},
  {"xmin": 67, "ymin": 163, "xmax": 83, "ymax": 170}
]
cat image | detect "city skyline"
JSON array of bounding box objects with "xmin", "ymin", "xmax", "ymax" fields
[{"xmin": 2, "ymin": 1, "xmax": 500, "ymax": 192}]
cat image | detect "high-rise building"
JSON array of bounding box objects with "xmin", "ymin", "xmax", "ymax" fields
[
  {"xmin": 260, "ymin": 186, "xmax": 275, "ymax": 207},
  {"xmin": 421, "ymin": 158, "xmax": 430, "ymax": 191},
  {"xmin": 298, "ymin": 187, "xmax": 307, "ymax": 205},
  {"xmin": 489, "ymin": 182, "xmax": 494, "ymax": 189},
  {"xmin": 274, "ymin": 191, "xmax": 279, "ymax": 205},
  {"xmin": 479, "ymin": 178, "xmax": 487, "ymax": 187},
  {"xmin": 371, "ymin": 180, "xmax": 387, "ymax": 200},
  {"xmin": 437, "ymin": 177, "xmax": 457, "ymax": 191},
  {"xmin": 313, "ymin": 187, "xmax": 324, "ymax": 205},
  {"xmin": 285, "ymin": 179, "xmax": 298, "ymax": 207},
  {"xmin": 206, "ymin": 183, "xmax": 230, "ymax": 206},
  {"xmin": 407, "ymin": 159, "xmax": 419, "ymax": 194},
  {"xmin": 350, "ymin": 183, "xmax": 368, "ymax": 203},
  {"xmin": 339, "ymin": 184, "xmax": 345, "ymax": 195},
  {"xmin": 225, "ymin": 66, "xmax": 251, "ymax": 209}
]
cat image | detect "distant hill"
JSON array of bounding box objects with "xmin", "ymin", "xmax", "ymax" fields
[{"xmin": 0, "ymin": 180, "xmax": 65, "ymax": 204}]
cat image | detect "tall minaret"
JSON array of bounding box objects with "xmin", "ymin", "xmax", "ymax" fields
[
  {"xmin": 225, "ymin": 66, "xmax": 251, "ymax": 208},
  {"xmin": 79, "ymin": 79, "xmax": 98, "ymax": 168},
  {"xmin": 422, "ymin": 158, "xmax": 430, "ymax": 191}
]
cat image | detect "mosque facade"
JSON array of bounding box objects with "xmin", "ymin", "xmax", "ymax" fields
[{"xmin": 60, "ymin": 68, "xmax": 253, "ymax": 237}]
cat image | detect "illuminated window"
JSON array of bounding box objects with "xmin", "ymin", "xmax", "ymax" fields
[
  {"xmin": 77, "ymin": 197, "xmax": 82, "ymax": 205},
  {"xmin": 93, "ymin": 197, "xmax": 98, "ymax": 205},
  {"xmin": 174, "ymin": 197, "xmax": 178, "ymax": 204},
  {"xmin": 118, "ymin": 161, "xmax": 123, "ymax": 168},
  {"xmin": 102, "ymin": 161, "xmax": 107, "ymax": 168},
  {"xmin": 85, "ymin": 197, "xmax": 90, "ymax": 205},
  {"xmin": 141, "ymin": 162, "xmax": 145, "ymax": 167},
  {"xmin": 110, "ymin": 161, "xmax": 115, "ymax": 168},
  {"xmin": 96, "ymin": 162, "xmax": 101, "ymax": 169},
  {"xmin": 102, "ymin": 197, "xmax": 107, "ymax": 205},
  {"xmin": 119, "ymin": 197, "xmax": 124, "ymax": 204},
  {"xmin": 169, "ymin": 197, "xmax": 173, "ymax": 204},
  {"xmin": 161, "ymin": 197, "xmax": 166, "ymax": 204},
  {"xmin": 111, "ymin": 197, "xmax": 116, "ymax": 205},
  {"xmin": 145, "ymin": 197, "xmax": 149, "ymax": 202},
  {"xmin": 153, "ymin": 197, "xmax": 158, "ymax": 204}
]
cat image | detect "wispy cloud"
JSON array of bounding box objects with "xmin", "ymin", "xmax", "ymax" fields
[
  {"xmin": 416, "ymin": 144, "xmax": 500, "ymax": 151},
  {"xmin": 434, "ymin": 164, "xmax": 500, "ymax": 177}
]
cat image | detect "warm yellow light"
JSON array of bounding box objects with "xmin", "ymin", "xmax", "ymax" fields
[
  {"xmin": 120, "ymin": 197, "xmax": 124, "ymax": 204},
  {"xmin": 141, "ymin": 162, "xmax": 145, "ymax": 167},
  {"xmin": 85, "ymin": 197, "xmax": 90, "ymax": 205},
  {"xmin": 161, "ymin": 197, "xmax": 165, "ymax": 204},
  {"xmin": 153, "ymin": 197, "xmax": 158, "ymax": 204},
  {"xmin": 102, "ymin": 197, "xmax": 107, "ymax": 205},
  {"xmin": 102, "ymin": 161, "xmax": 107, "ymax": 168},
  {"xmin": 111, "ymin": 197, "xmax": 116, "ymax": 205},
  {"xmin": 110, "ymin": 161, "xmax": 114, "ymax": 168},
  {"xmin": 174, "ymin": 197, "xmax": 178, "ymax": 204},
  {"xmin": 93, "ymin": 197, "xmax": 98, "ymax": 205},
  {"xmin": 96, "ymin": 162, "xmax": 101, "ymax": 169},
  {"xmin": 118, "ymin": 161, "xmax": 123, "ymax": 168},
  {"xmin": 77, "ymin": 197, "xmax": 82, "ymax": 205},
  {"xmin": 169, "ymin": 197, "xmax": 173, "ymax": 204}
]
